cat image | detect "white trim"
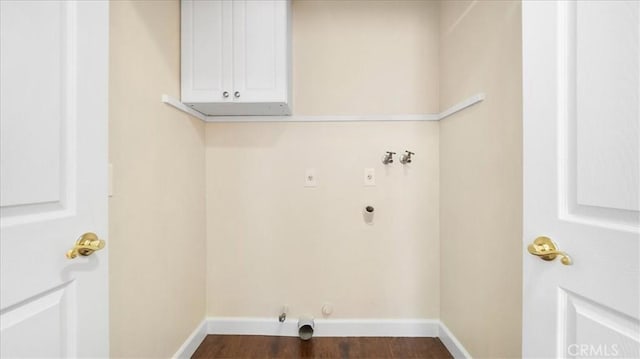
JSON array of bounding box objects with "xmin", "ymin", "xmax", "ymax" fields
[
  {"xmin": 438, "ymin": 93, "xmax": 486, "ymax": 120},
  {"xmin": 175, "ymin": 317, "xmax": 472, "ymax": 358},
  {"xmin": 206, "ymin": 317, "xmax": 440, "ymax": 337},
  {"xmin": 172, "ymin": 319, "xmax": 208, "ymax": 359},
  {"xmin": 207, "ymin": 317, "xmax": 297, "ymax": 336},
  {"xmin": 314, "ymin": 318, "xmax": 440, "ymax": 337},
  {"xmin": 161, "ymin": 94, "xmax": 208, "ymax": 121},
  {"xmin": 201, "ymin": 113, "xmax": 440, "ymax": 122},
  {"xmin": 161, "ymin": 93, "xmax": 485, "ymax": 123},
  {"xmin": 439, "ymin": 321, "xmax": 473, "ymax": 359}
]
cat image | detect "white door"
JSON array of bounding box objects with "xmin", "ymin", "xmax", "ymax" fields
[
  {"xmin": 523, "ymin": 1, "xmax": 639, "ymax": 358},
  {"xmin": 232, "ymin": 0, "xmax": 288, "ymax": 103},
  {"xmin": 0, "ymin": 1, "xmax": 109, "ymax": 357}
]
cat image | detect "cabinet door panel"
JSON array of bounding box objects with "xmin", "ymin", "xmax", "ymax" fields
[
  {"xmin": 181, "ymin": 0, "xmax": 232, "ymax": 103},
  {"xmin": 232, "ymin": 0, "xmax": 288, "ymax": 103}
]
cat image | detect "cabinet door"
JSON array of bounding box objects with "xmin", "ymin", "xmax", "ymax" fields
[
  {"xmin": 232, "ymin": 0, "xmax": 289, "ymax": 103},
  {"xmin": 181, "ymin": 0, "xmax": 233, "ymax": 103}
]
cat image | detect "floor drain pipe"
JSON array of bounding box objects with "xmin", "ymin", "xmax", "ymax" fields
[{"xmin": 298, "ymin": 317, "xmax": 315, "ymax": 340}]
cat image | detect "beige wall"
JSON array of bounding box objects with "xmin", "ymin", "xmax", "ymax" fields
[
  {"xmin": 206, "ymin": 0, "xmax": 441, "ymax": 319},
  {"xmin": 293, "ymin": 0, "xmax": 439, "ymax": 115},
  {"xmin": 109, "ymin": 1, "xmax": 206, "ymax": 357},
  {"xmin": 206, "ymin": 122, "xmax": 439, "ymax": 318},
  {"xmin": 439, "ymin": 1, "xmax": 522, "ymax": 358}
]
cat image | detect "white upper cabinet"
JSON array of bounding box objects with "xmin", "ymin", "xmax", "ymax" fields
[{"xmin": 181, "ymin": 0, "xmax": 291, "ymax": 116}]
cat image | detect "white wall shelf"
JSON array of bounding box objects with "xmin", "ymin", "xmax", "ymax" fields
[{"xmin": 161, "ymin": 93, "xmax": 485, "ymax": 123}]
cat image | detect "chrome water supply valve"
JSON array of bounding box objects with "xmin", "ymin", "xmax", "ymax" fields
[
  {"xmin": 400, "ymin": 150, "xmax": 415, "ymax": 164},
  {"xmin": 382, "ymin": 151, "xmax": 396, "ymax": 164},
  {"xmin": 279, "ymin": 305, "xmax": 288, "ymax": 323}
]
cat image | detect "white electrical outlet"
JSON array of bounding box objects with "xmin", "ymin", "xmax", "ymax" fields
[
  {"xmin": 305, "ymin": 168, "xmax": 318, "ymax": 187},
  {"xmin": 364, "ymin": 168, "xmax": 375, "ymax": 186}
]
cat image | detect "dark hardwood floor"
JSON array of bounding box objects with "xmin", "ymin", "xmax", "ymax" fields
[{"xmin": 192, "ymin": 335, "xmax": 453, "ymax": 358}]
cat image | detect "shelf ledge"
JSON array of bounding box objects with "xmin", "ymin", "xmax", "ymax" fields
[{"xmin": 161, "ymin": 93, "xmax": 485, "ymax": 123}]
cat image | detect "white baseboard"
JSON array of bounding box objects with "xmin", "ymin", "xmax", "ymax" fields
[
  {"xmin": 207, "ymin": 317, "xmax": 440, "ymax": 337},
  {"xmin": 175, "ymin": 317, "xmax": 471, "ymax": 358},
  {"xmin": 172, "ymin": 319, "xmax": 207, "ymax": 359},
  {"xmin": 207, "ymin": 317, "xmax": 298, "ymax": 336},
  {"xmin": 439, "ymin": 321, "xmax": 473, "ymax": 359},
  {"xmin": 314, "ymin": 318, "xmax": 440, "ymax": 337}
]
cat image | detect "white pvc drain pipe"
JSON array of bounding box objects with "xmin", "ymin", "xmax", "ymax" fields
[{"xmin": 298, "ymin": 317, "xmax": 315, "ymax": 340}]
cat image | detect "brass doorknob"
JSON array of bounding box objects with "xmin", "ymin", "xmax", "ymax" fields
[
  {"xmin": 527, "ymin": 236, "xmax": 572, "ymax": 265},
  {"xmin": 66, "ymin": 232, "xmax": 105, "ymax": 259}
]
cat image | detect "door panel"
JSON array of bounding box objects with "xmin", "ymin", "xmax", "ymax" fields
[
  {"xmin": 0, "ymin": 1, "xmax": 109, "ymax": 357},
  {"xmin": 0, "ymin": 282, "xmax": 75, "ymax": 358},
  {"xmin": 243, "ymin": 1, "xmax": 277, "ymax": 90},
  {"xmin": 564, "ymin": 0, "xmax": 640, "ymax": 229},
  {"xmin": 0, "ymin": 0, "xmax": 68, "ymax": 212},
  {"xmin": 181, "ymin": 0, "xmax": 233, "ymax": 103},
  {"xmin": 232, "ymin": 0, "xmax": 288, "ymax": 102},
  {"xmin": 574, "ymin": 1, "xmax": 639, "ymax": 214},
  {"xmin": 559, "ymin": 290, "xmax": 640, "ymax": 359},
  {"xmin": 523, "ymin": 1, "xmax": 639, "ymax": 358}
]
